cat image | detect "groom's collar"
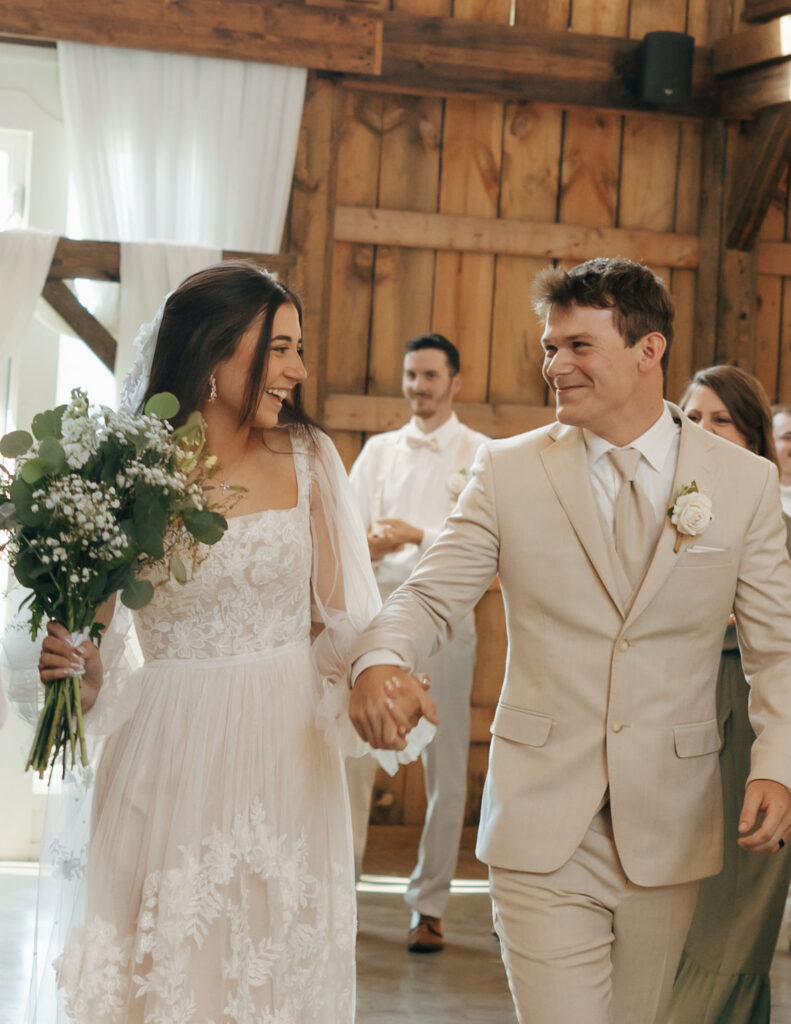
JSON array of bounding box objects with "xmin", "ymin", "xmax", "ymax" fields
[{"xmin": 583, "ymin": 404, "xmax": 678, "ymax": 474}]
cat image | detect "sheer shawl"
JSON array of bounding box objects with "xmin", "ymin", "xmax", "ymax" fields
[{"xmin": 308, "ymin": 429, "xmax": 435, "ymax": 774}]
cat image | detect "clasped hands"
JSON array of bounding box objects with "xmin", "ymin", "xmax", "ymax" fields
[
  {"xmin": 367, "ymin": 518, "xmax": 424, "ymax": 561},
  {"xmin": 349, "ymin": 665, "xmax": 439, "ymax": 750}
]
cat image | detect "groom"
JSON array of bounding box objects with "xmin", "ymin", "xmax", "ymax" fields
[{"xmin": 349, "ymin": 257, "xmax": 791, "ymax": 1024}]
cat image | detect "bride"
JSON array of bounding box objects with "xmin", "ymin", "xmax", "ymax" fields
[{"xmin": 28, "ymin": 261, "xmax": 416, "ymax": 1022}]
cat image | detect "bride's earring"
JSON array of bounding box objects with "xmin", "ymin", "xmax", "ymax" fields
[{"xmin": 208, "ymin": 374, "xmax": 218, "ymax": 403}]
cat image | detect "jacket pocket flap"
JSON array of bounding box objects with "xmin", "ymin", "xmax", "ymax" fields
[
  {"xmin": 674, "ymin": 719, "xmax": 721, "ymax": 758},
  {"xmin": 491, "ymin": 705, "xmax": 552, "ymax": 746}
]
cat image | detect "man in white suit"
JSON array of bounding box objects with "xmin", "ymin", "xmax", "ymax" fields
[{"xmin": 348, "ymin": 258, "xmax": 791, "ymax": 1024}]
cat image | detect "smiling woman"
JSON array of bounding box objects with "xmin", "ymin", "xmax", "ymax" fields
[{"xmin": 11, "ymin": 260, "xmax": 421, "ymax": 1024}]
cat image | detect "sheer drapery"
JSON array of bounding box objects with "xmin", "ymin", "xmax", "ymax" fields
[
  {"xmin": 57, "ymin": 43, "xmax": 306, "ymax": 253},
  {"xmin": 57, "ymin": 43, "xmax": 306, "ymax": 394},
  {"xmin": 0, "ymin": 228, "xmax": 57, "ymax": 366}
]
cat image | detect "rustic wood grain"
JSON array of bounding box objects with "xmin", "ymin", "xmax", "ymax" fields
[
  {"xmin": 0, "ymin": 0, "xmax": 383, "ymax": 75},
  {"xmin": 323, "ymin": 392, "xmax": 556, "ymax": 435},
  {"xmin": 335, "ymin": 206, "xmax": 701, "ymax": 268}
]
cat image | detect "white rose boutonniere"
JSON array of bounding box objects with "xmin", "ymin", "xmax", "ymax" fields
[
  {"xmin": 447, "ymin": 469, "xmax": 468, "ymax": 499},
  {"xmin": 667, "ymin": 481, "xmax": 713, "ymax": 553}
]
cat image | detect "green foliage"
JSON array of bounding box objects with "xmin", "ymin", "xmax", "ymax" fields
[
  {"xmin": 145, "ymin": 392, "xmax": 180, "ymax": 419},
  {"xmin": 121, "ymin": 577, "xmax": 155, "ymax": 609},
  {"xmin": 182, "ymin": 507, "xmax": 228, "ymax": 545},
  {"xmin": 31, "ymin": 407, "xmax": 66, "ymax": 441},
  {"xmin": 0, "ymin": 430, "xmax": 33, "ymax": 458}
]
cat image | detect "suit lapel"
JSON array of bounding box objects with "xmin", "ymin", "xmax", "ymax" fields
[
  {"xmin": 541, "ymin": 423, "xmax": 626, "ymax": 616},
  {"xmin": 624, "ymin": 405, "xmax": 719, "ymax": 627}
]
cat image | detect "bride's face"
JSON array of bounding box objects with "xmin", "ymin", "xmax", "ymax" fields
[{"xmin": 213, "ymin": 303, "xmax": 306, "ymax": 429}]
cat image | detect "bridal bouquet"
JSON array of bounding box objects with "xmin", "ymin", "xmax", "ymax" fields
[{"xmin": 0, "ymin": 388, "xmax": 227, "ymax": 779}]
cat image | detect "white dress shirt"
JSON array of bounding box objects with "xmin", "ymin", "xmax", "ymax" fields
[
  {"xmin": 780, "ymin": 484, "xmax": 791, "ymax": 519},
  {"xmin": 584, "ymin": 403, "xmax": 680, "ymax": 546},
  {"xmin": 348, "ymin": 411, "xmax": 489, "ymax": 596}
]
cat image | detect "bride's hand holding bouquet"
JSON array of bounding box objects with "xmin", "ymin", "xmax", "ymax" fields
[{"xmin": 0, "ymin": 387, "xmax": 229, "ymax": 779}]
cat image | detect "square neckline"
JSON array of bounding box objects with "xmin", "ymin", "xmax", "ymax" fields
[{"xmin": 223, "ymin": 434, "xmax": 307, "ymax": 523}]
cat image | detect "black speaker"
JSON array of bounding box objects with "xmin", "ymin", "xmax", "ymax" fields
[{"xmin": 638, "ymin": 31, "xmax": 694, "ymax": 106}]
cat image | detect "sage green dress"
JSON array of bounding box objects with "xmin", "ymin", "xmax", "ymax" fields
[{"xmin": 667, "ymin": 522, "xmax": 791, "ymax": 1024}]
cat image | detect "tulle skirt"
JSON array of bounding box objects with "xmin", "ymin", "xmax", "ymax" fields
[{"xmin": 54, "ymin": 640, "xmax": 356, "ymax": 1024}]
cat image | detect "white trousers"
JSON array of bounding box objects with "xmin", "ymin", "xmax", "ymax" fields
[
  {"xmin": 346, "ymin": 620, "xmax": 476, "ymax": 917},
  {"xmin": 489, "ymin": 806, "xmax": 699, "ymax": 1024}
]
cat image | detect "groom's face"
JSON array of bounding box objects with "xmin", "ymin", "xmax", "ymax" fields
[{"xmin": 541, "ymin": 303, "xmax": 645, "ymax": 437}]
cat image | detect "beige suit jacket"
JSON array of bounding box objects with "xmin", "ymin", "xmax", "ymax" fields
[{"xmin": 352, "ymin": 404, "xmax": 791, "ymax": 887}]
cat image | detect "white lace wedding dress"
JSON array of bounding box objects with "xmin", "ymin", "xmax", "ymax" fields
[{"xmin": 48, "ymin": 432, "xmax": 371, "ymax": 1024}]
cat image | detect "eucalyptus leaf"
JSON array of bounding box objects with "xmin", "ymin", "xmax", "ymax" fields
[
  {"xmin": 145, "ymin": 392, "xmax": 180, "ymax": 420},
  {"xmin": 31, "ymin": 409, "xmax": 63, "ymax": 441},
  {"xmin": 130, "ymin": 491, "xmax": 166, "ymax": 559},
  {"xmin": 9, "ymin": 478, "xmax": 42, "ymax": 527},
  {"xmin": 182, "ymin": 508, "xmax": 227, "ymax": 545},
  {"xmin": 170, "ymin": 553, "xmax": 189, "ymax": 584},
  {"xmin": 0, "ymin": 430, "xmax": 33, "ymax": 458},
  {"xmin": 38, "ymin": 438, "xmax": 68, "ymax": 475},
  {"xmin": 20, "ymin": 459, "xmax": 46, "ymax": 485},
  {"xmin": 120, "ymin": 578, "xmax": 155, "ymax": 610}
]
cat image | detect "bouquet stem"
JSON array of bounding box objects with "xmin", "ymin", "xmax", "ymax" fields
[{"xmin": 26, "ymin": 675, "xmax": 88, "ymax": 778}]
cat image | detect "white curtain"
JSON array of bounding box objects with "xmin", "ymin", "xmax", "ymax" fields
[
  {"xmin": 56, "ymin": 43, "xmax": 306, "ymax": 396},
  {"xmin": 0, "ymin": 228, "xmax": 58, "ymax": 366},
  {"xmin": 57, "ymin": 43, "xmax": 306, "ymax": 252}
]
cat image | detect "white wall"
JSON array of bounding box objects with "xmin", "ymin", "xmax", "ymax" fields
[{"xmin": 0, "ymin": 41, "xmax": 68, "ymax": 860}]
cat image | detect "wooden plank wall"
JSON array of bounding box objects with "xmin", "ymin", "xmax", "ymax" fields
[{"xmin": 285, "ymin": 0, "xmax": 785, "ymax": 829}]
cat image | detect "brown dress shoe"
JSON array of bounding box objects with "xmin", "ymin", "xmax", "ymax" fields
[{"xmin": 407, "ymin": 914, "xmax": 445, "ymax": 953}]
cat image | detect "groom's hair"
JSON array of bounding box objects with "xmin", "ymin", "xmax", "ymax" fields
[{"xmin": 531, "ymin": 258, "xmax": 674, "ymax": 375}]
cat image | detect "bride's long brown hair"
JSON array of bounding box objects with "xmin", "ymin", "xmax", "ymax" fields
[{"xmin": 142, "ymin": 261, "xmax": 316, "ymax": 436}]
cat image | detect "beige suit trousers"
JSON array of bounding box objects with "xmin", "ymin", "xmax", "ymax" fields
[{"xmin": 490, "ymin": 807, "xmax": 699, "ymax": 1024}]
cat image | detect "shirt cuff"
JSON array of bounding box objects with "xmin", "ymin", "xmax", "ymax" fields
[{"xmin": 350, "ymin": 649, "xmax": 406, "ymax": 685}]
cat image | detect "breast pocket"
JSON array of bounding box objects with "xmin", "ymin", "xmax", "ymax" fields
[
  {"xmin": 676, "ymin": 548, "xmax": 734, "ymax": 569},
  {"xmin": 490, "ymin": 704, "xmax": 553, "ymax": 746}
]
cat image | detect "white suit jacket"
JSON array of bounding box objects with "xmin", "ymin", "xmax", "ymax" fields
[{"xmin": 351, "ymin": 404, "xmax": 791, "ymax": 887}]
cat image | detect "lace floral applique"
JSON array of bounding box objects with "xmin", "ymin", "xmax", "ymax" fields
[{"xmin": 57, "ymin": 800, "xmax": 354, "ymax": 1023}]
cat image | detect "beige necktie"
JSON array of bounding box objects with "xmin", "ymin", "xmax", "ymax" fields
[
  {"xmin": 406, "ymin": 434, "xmax": 439, "ymax": 452},
  {"xmin": 607, "ymin": 447, "xmax": 654, "ymax": 593}
]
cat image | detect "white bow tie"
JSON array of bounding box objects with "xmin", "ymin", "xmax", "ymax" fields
[{"xmin": 406, "ymin": 434, "xmax": 439, "ymax": 452}]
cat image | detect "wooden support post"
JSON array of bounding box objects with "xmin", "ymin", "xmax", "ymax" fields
[
  {"xmin": 41, "ymin": 280, "xmax": 117, "ymax": 372},
  {"xmin": 693, "ymin": 120, "xmax": 727, "ymax": 371},
  {"xmin": 285, "ymin": 74, "xmax": 340, "ymax": 423},
  {"xmin": 726, "ymin": 105, "xmax": 791, "ymax": 250}
]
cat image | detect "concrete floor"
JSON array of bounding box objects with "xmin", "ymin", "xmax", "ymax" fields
[{"xmin": 4, "ymin": 829, "xmax": 791, "ymax": 1023}]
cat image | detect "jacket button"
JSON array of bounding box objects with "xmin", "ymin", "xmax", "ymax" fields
[
  {"xmin": 611, "ymin": 720, "xmax": 625, "ymax": 733},
  {"xmin": 618, "ymin": 639, "xmax": 630, "ymax": 652}
]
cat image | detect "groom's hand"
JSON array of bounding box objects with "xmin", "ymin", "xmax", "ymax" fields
[
  {"xmin": 350, "ymin": 665, "xmax": 439, "ymax": 750},
  {"xmin": 737, "ymin": 778, "xmax": 791, "ymax": 854}
]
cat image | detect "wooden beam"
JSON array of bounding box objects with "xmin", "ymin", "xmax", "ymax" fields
[
  {"xmin": 358, "ymin": 13, "xmax": 716, "ymax": 116},
  {"xmin": 720, "ymin": 61, "xmax": 791, "ymax": 115},
  {"xmin": 334, "ymin": 205, "xmax": 700, "ymax": 269},
  {"xmin": 42, "ymin": 280, "xmax": 117, "ymax": 372},
  {"xmin": 47, "ymin": 238, "xmax": 296, "ymax": 282},
  {"xmin": 0, "ymin": 1, "xmax": 715, "ymax": 117},
  {"xmin": 744, "ymin": 1, "xmax": 791, "ymax": 22},
  {"xmin": 323, "ymin": 393, "xmax": 555, "ymax": 437},
  {"xmin": 726, "ymin": 106, "xmax": 791, "ymax": 250},
  {"xmin": 714, "ymin": 15, "xmax": 791, "ymax": 75},
  {"xmin": 0, "ymin": 0, "xmax": 382, "ymax": 76}
]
